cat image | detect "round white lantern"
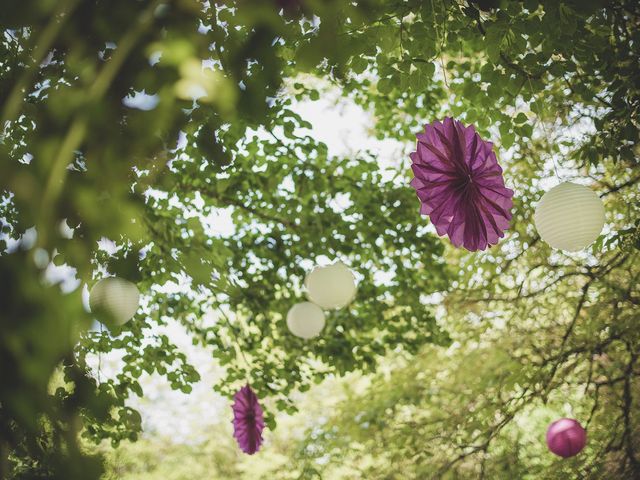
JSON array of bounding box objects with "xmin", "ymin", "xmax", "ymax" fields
[
  {"xmin": 534, "ymin": 182, "xmax": 605, "ymax": 252},
  {"xmin": 89, "ymin": 277, "xmax": 140, "ymax": 327},
  {"xmin": 286, "ymin": 302, "xmax": 325, "ymax": 339},
  {"xmin": 305, "ymin": 262, "xmax": 357, "ymax": 309}
]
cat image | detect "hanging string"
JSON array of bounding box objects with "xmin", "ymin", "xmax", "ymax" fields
[
  {"xmin": 431, "ymin": 0, "xmax": 450, "ymax": 90},
  {"xmin": 216, "ymin": 304, "xmax": 252, "ymax": 385},
  {"xmin": 527, "ymin": 76, "xmax": 563, "ymax": 181}
]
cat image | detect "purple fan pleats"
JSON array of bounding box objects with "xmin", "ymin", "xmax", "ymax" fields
[
  {"xmin": 410, "ymin": 117, "xmax": 514, "ymax": 251},
  {"xmin": 232, "ymin": 384, "xmax": 265, "ymax": 455}
]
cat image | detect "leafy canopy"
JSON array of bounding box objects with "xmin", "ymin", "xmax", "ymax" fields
[{"xmin": 1, "ymin": 0, "xmax": 639, "ymax": 478}]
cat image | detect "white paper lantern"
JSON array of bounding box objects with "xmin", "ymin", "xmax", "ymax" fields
[
  {"xmin": 534, "ymin": 182, "xmax": 605, "ymax": 251},
  {"xmin": 305, "ymin": 262, "xmax": 357, "ymax": 309},
  {"xmin": 89, "ymin": 277, "xmax": 140, "ymax": 327},
  {"xmin": 286, "ymin": 302, "xmax": 325, "ymax": 339}
]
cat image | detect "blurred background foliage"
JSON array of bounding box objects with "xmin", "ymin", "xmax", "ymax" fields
[{"xmin": 0, "ymin": 0, "xmax": 638, "ymax": 478}]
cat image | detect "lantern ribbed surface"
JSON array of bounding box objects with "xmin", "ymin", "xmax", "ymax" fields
[
  {"xmin": 89, "ymin": 277, "xmax": 140, "ymax": 326},
  {"xmin": 305, "ymin": 262, "xmax": 357, "ymax": 309},
  {"xmin": 534, "ymin": 182, "xmax": 605, "ymax": 252},
  {"xmin": 546, "ymin": 418, "xmax": 587, "ymax": 458},
  {"xmin": 286, "ymin": 302, "xmax": 326, "ymax": 339}
]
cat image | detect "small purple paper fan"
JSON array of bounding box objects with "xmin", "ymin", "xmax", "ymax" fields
[
  {"xmin": 231, "ymin": 384, "xmax": 265, "ymax": 455},
  {"xmin": 410, "ymin": 117, "xmax": 514, "ymax": 251}
]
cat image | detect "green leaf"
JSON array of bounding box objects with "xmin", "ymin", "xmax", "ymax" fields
[{"xmin": 514, "ymin": 112, "xmax": 528, "ymax": 124}]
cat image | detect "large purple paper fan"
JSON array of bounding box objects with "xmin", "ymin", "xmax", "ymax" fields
[
  {"xmin": 231, "ymin": 384, "xmax": 265, "ymax": 455},
  {"xmin": 410, "ymin": 117, "xmax": 514, "ymax": 251}
]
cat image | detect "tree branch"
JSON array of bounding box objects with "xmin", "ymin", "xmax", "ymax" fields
[{"xmin": 621, "ymin": 346, "xmax": 639, "ymax": 473}]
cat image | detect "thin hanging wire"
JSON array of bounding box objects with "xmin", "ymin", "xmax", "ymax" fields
[
  {"xmin": 528, "ymin": 77, "xmax": 563, "ymax": 181},
  {"xmin": 431, "ymin": 0, "xmax": 450, "ymax": 90},
  {"xmin": 216, "ymin": 304, "xmax": 252, "ymax": 385}
]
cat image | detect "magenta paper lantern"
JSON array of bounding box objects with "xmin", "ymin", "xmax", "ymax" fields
[
  {"xmin": 409, "ymin": 117, "xmax": 514, "ymax": 251},
  {"xmin": 546, "ymin": 418, "xmax": 586, "ymax": 458}
]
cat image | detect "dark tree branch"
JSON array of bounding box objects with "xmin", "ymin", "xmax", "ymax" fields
[
  {"xmin": 621, "ymin": 347, "xmax": 639, "ymax": 473},
  {"xmin": 599, "ymin": 174, "xmax": 640, "ymax": 197},
  {"xmin": 500, "ymin": 53, "xmax": 543, "ymax": 80},
  {"xmin": 562, "ymin": 75, "xmax": 614, "ymax": 109}
]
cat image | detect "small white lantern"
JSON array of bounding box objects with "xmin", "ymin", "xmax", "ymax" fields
[
  {"xmin": 286, "ymin": 302, "xmax": 325, "ymax": 339},
  {"xmin": 534, "ymin": 182, "xmax": 605, "ymax": 252},
  {"xmin": 305, "ymin": 262, "xmax": 357, "ymax": 309},
  {"xmin": 89, "ymin": 277, "xmax": 140, "ymax": 327}
]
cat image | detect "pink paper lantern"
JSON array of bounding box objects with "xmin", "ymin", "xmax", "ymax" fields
[{"xmin": 546, "ymin": 418, "xmax": 586, "ymax": 458}]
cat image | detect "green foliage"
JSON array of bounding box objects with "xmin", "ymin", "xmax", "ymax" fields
[
  {"xmin": 0, "ymin": 0, "xmax": 639, "ymax": 478},
  {"xmin": 100, "ymin": 437, "xmax": 246, "ymax": 480},
  {"xmin": 287, "ymin": 214, "xmax": 640, "ymax": 478}
]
